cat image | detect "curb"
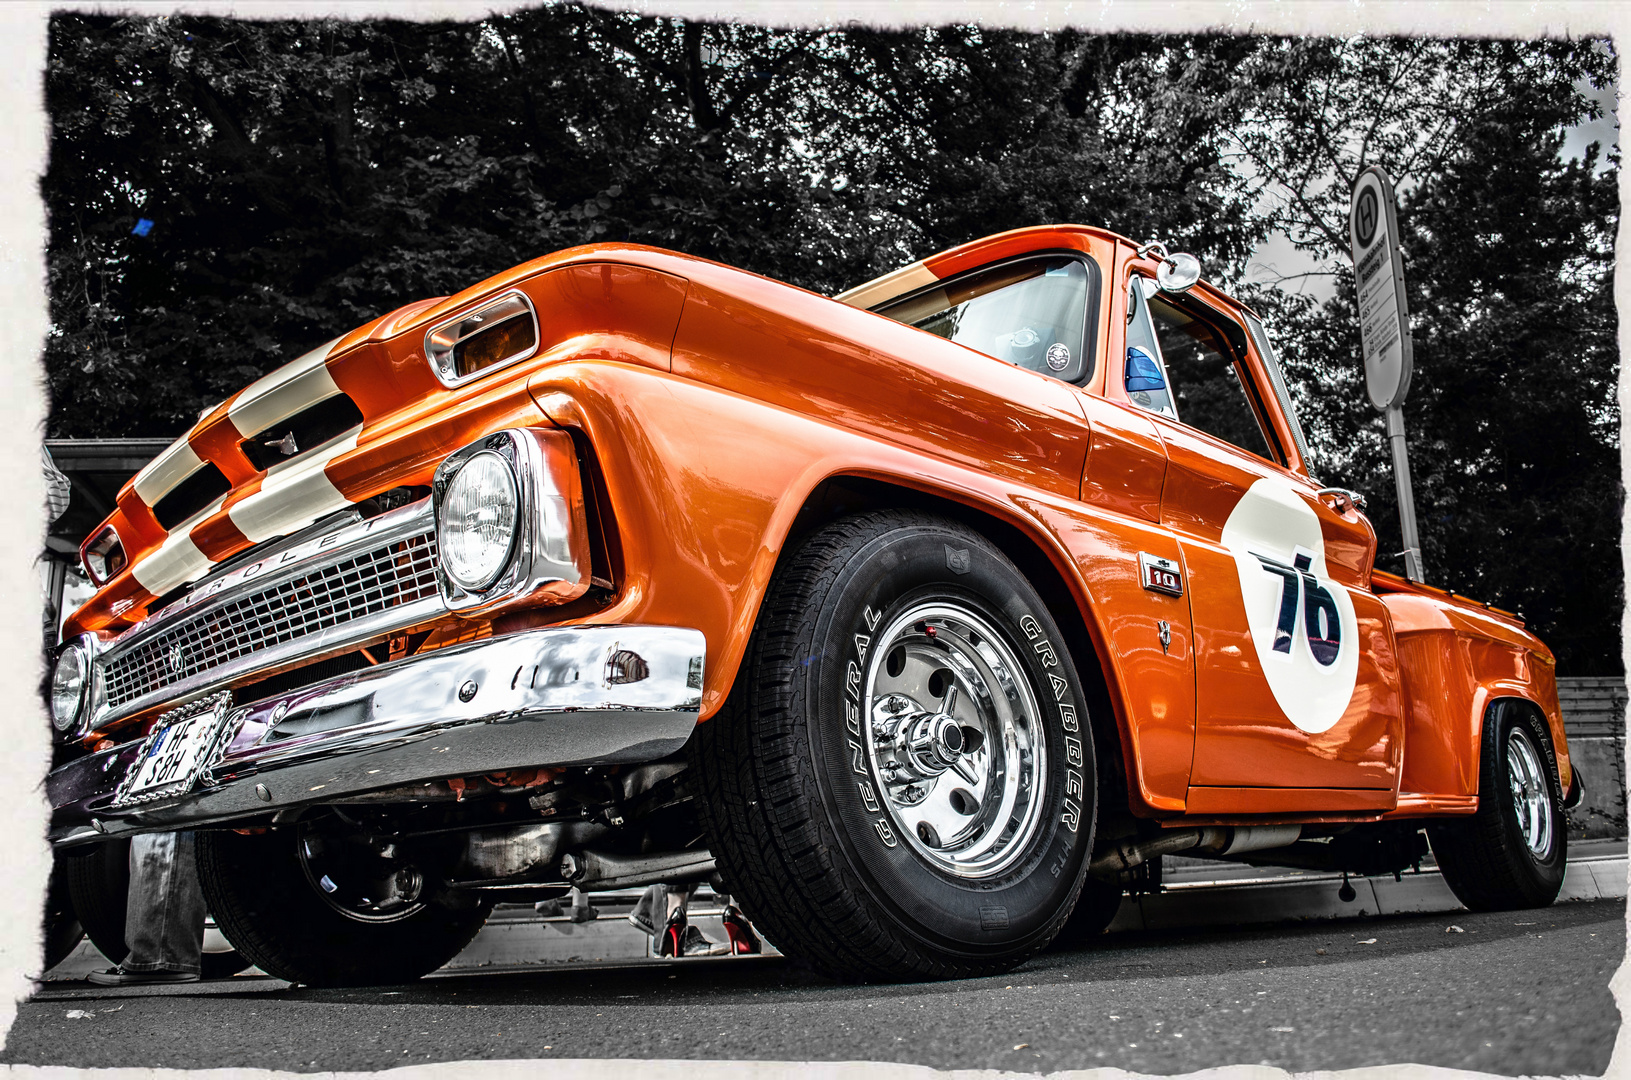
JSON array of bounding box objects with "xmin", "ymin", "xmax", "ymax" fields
[{"xmin": 1106, "ymin": 854, "xmax": 1627, "ymax": 932}]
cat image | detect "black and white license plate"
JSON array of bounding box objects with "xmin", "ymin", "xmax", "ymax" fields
[{"xmin": 112, "ymin": 692, "xmax": 236, "ymax": 807}]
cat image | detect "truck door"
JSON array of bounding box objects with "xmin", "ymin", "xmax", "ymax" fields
[{"xmin": 1120, "ymin": 277, "xmax": 1403, "ymax": 806}]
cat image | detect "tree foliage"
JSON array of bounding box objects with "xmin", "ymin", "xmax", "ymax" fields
[{"xmin": 42, "ymin": 12, "xmax": 1620, "ymax": 670}]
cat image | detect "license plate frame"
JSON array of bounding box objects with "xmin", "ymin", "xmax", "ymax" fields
[{"xmin": 112, "ymin": 692, "xmax": 239, "ymax": 808}]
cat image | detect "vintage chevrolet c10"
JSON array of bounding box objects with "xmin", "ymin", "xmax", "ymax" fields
[{"xmin": 45, "ymin": 224, "xmax": 1573, "ymax": 983}]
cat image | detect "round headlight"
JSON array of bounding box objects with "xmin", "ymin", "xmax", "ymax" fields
[
  {"xmin": 437, "ymin": 451, "xmax": 520, "ymax": 591},
  {"xmin": 50, "ymin": 645, "xmax": 87, "ymax": 733}
]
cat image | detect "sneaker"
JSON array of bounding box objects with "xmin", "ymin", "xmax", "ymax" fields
[
  {"xmin": 87, "ymin": 965, "xmax": 200, "ymax": 986},
  {"xmin": 677, "ymin": 924, "xmax": 730, "ymax": 957},
  {"xmin": 629, "ymin": 884, "xmax": 664, "ymax": 937},
  {"xmin": 721, "ymin": 905, "xmax": 762, "ymax": 955}
]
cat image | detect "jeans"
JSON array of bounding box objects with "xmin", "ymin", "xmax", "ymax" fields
[{"xmin": 122, "ymin": 831, "xmax": 205, "ymax": 974}]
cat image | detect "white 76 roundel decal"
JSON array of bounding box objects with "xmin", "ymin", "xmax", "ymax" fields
[{"xmin": 1220, "ymin": 479, "xmax": 1360, "ymax": 734}]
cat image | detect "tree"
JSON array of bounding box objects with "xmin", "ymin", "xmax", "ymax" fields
[
  {"xmin": 1254, "ymin": 59, "xmax": 1620, "ymax": 673},
  {"xmin": 41, "ymin": 14, "xmax": 1620, "ymax": 671}
]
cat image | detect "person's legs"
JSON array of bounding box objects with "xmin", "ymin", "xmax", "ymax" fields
[
  {"xmin": 120, "ymin": 831, "xmax": 206, "ymax": 974},
  {"xmin": 627, "ymin": 883, "xmax": 666, "ymax": 936}
]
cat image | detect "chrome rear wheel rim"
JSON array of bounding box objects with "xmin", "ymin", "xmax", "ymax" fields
[
  {"xmin": 862, "ymin": 600, "xmax": 1048, "ymax": 880},
  {"xmin": 1506, "ymin": 727, "xmax": 1553, "ymax": 858}
]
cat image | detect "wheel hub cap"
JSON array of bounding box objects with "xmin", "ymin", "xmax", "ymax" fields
[
  {"xmin": 1506, "ymin": 727, "xmax": 1553, "ymax": 858},
  {"xmin": 861, "ymin": 602, "xmax": 1048, "ymax": 879}
]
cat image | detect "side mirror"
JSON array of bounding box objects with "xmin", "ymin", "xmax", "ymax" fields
[
  {"xmin": 1156, "ymin": 252, "xmax": 1202, "ymax": 293},
  {"xmin": 1137, "ymin": 240, "xmax": 1203, "ymax": 294}
]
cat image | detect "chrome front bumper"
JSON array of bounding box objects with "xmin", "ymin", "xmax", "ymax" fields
[{"xmin": 48, "ymin": 625, "xmax": 705, "ymax": 846}]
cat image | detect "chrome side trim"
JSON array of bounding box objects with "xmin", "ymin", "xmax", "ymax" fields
[
  {"xmin": 86, "ymin": 497, "xmax": 449, "ymax": 735},
  {"xmin": 49, "ymin": 625, "xmax": 706, "ymax": 844}
]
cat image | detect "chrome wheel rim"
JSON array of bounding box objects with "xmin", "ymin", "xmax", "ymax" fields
[
  {"xmin": 861, "ymin": 601, "xmax": 1048, "ymax": 879},
  {"xmin": 1506, "ymin": 727, "xmax": 1553, "ymax": 858}
]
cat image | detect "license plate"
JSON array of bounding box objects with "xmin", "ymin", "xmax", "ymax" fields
[{"xmin": 112, "ymin": 693, "xmax": 237, "ymax": 807}]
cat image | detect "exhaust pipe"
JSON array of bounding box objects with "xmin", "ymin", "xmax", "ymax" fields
[
  {"xmin": 560, "ymin": 848, "xmax": 717, "ymax": 891},
  {"xmin": 1090, "ymin": 825, "xmax": 1302, "ymax": 877}
]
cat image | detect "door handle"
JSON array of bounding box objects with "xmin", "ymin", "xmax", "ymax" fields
[{"xmin": 1316, "ymin": 487, "xmax": 1367, "ymax": 512}]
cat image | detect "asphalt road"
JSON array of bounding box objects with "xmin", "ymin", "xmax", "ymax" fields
[{"xmin": 7, "ymin": 899, "xmax": 1622, "ymax": 1075}]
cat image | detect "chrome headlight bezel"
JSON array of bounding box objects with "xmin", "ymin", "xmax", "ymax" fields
[
  {"xmin": 49, "ymin": 634, "xmax": 99, "ymax": 737},
  {"xmin": 431, "ymin": 428, "xmax": 592, "ymax": 615}
]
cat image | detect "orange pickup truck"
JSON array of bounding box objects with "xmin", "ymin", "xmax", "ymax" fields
[{"xmin": 46, "ymin": 224, "xmax": 1573, "ymax": 984}]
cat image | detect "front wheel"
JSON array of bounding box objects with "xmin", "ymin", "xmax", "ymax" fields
[
  {"xmin": 197, "ymin": 822, "xmax": 491, "ymax": 987},
  {"xmin": 693, "ymin": 512, "xmax": 1097, "ymax": 981},
  {"xmin": 1428, "ymin": 701, "xmax": 1567, "ymax": 910}
]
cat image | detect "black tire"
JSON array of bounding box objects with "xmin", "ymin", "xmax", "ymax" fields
[
  {"xmin": 197, "ymin": 827, "xmax": 491, "ymax": 987},
  {"xmin": 42, "ymin": 854, "xmax": 83, "ymax": 972},
  {"xmin": 64, "ymin": 837, "xmax": 253, "ymax": 979},
  {"xmin": 1051, "ymin": 877, "xmax": 1123, "ymax": 949},
  {"xmin": 1428, "ymin": 701, "xmax": 1567, "ymax": 910},
  {"xmin": 693, "ymin": 511, "xmax": 1096, "ymax": 982}
]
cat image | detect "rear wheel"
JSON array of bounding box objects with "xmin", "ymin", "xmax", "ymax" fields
[
  {"xmin": 1429, "ymin": 701, "xmax": 1567, "ymax": 910},
  {"xmin": 693, "ymin": 511, "xmax": 1096, "ymax": 981},
  {"xmin": 197, "ymin": 821, "xmax": 491, "ymax": 987}
]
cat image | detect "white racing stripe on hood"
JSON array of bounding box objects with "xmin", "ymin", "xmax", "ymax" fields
[
  {"xmin": 227, "ymin": 425, "xmax": 361, "ymax": 543},
  {"xmin": 131, "ymin": 437, "xmax": 205, "ymax": 508},
  {"xmin": 228, "ymin": 337, "xmax": 344, "ymax": 437},
  {"xmin": 129, "ymin": 497, "xmax": 227, "ymax": 595}
]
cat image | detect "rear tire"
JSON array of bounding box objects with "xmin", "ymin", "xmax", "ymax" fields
[
  {"xmin": 197, "ymin": 826, "xmax": 490, "ymax": 987},
  {"xmin": 1428, "ymin": 701, "xmax": 1567, "ymax": 910},
  {"xmin": 693, "ymin": 511, "xmax": 1096, "ymax": 982}
]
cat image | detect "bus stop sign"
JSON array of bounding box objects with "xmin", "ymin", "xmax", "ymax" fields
[{"xmin": 1350, "ymin": 166, "xmax": 1413, "ymax": 411}]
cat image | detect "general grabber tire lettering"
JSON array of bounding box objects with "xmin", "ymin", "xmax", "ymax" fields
[
  {"xmin": 692, "ymin": 511, "xmax": 1096, "ymax": 981},
  {"xmin": 197, "ymin": 828, "xmax": 490, "ymax": 987},
  {"xmin": 1428, "ymin": 700, "xmax": 1567, "ymax": 911}
]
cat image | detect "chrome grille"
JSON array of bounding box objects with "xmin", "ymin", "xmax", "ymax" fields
[{"xmin": 102, "ymin": 530, "xmax": 440, "ymax": 709}]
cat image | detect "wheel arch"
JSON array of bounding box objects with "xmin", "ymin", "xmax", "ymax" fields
[
  {"xmin": 1473, "ymin": 690, "xmax": 1570, "ymax": 796},
  {"xmin": 757, "ymin": 472, "xmax": 1137, "ymax": 816}
]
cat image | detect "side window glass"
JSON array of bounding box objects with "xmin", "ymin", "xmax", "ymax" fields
[
  {"xmin": 876, "ymin": 256, "xmax": 1095, "ymax": 383},
  {"xmin": 1131, "ymin": 279, "xmax": 1278, "ymax": 463}
]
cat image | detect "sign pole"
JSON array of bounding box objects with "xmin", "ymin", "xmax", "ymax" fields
[
  {"xmin": 1349, "ymin": 165, "xmax": 1425, "ymax": 582},
  {"xmin": 1385, "ymin": 405, "xmax": 1424, "ymax": 581}
]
